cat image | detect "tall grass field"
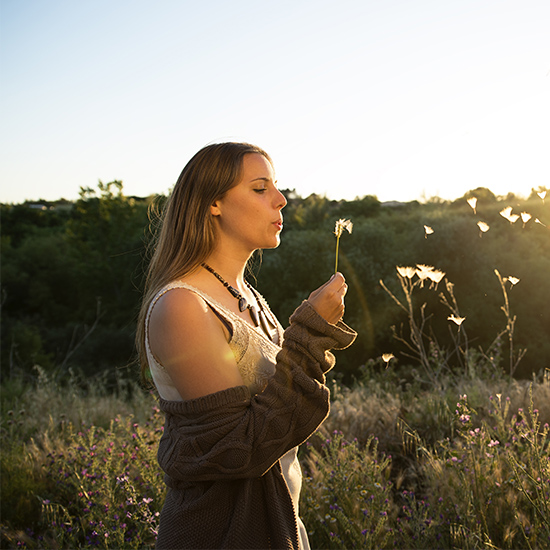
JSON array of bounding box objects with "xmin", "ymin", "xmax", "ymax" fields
[{"xmin": 1, "ymin": 265, "xmax": 549, "ymax": 549}]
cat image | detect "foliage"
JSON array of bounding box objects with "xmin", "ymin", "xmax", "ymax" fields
[{"xmin": 2, "ymin": 184, "xmax": 549, "ymax": 381}]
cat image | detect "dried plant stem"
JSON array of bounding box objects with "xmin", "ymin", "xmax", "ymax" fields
[{"xmin": 494, "ymin": 269, "xmax": 527, "ymax": 376}]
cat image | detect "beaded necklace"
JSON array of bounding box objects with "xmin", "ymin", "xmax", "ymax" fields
[{"xmin": 202, "ymin": 263, "xmax": 277, "ymax": 342}]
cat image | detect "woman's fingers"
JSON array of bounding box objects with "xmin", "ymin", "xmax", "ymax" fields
[{"xmin": 308, "ymin": 272, "xmax": 348, "ymax": 324}]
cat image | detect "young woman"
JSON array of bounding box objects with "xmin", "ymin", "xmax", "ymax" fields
[{"xmin": 136, "ymin": 142, "xmax": 356, "ymax": 549}]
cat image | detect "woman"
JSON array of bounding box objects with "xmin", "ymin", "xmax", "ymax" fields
[{"xmin": 136, "ymin": 142, "xmax": 356, "ymax": 549}]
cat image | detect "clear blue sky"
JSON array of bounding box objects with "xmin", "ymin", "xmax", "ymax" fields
[{"xmin": 1, "ymin": 0, "xmax": 549, "ymax": 204}]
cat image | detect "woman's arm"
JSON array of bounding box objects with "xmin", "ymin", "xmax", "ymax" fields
[{"xmin": 148, "ymin": 288, "xmax": 244, "ymax": 400}]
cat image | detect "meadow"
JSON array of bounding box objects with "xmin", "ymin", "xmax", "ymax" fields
[{"xmin": 1, "ymin": 265, "xmax": 549, "ymax": 549}]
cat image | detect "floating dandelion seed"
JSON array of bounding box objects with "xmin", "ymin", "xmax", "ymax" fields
[
  {"xmin": 499, "ymin": 206, "xmax": 519, "ymax": 224},
  {"xmin": 397, "ymin": 266, "xmax": 416, "ymax": 279},
  {"xmin": 424, "ymin": 225, "xmax": 434, "ymax": 238},
  {"xmin": 477, "ymin": 221, "xmax": 490, "ymax": 236},
  {"xmin": 448, "ymin": 314, "xmax": 466, "ymax": 326},
  {"xmin": 537, "ymin": 190, "xmax": 546, "ymax": 203},
  {"xmin": 507, "ymin": 276, "xmax": 520, "ymax": 286},
  {"xmin": 521, "ymin": 212, "xmax": 532, "ymax": 228},
  {"xmin": 467, "ymin": 197, "xmax": 477, "ymax": 214},
  {"xmin": 333, "ymin": 218, "xmax": 353, "ymax": 273},
  {"xmin": 535, "ymin": 218, "xmax": 547, "ymax": 227},
  {"xmin": 382, "ymin": 353, "xmax": 395, "ymax": 368}
]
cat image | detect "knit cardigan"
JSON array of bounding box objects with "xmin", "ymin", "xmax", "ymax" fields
[{"xmin": 155, "ymin": 300, "xmax": 356, "ymax": 550}]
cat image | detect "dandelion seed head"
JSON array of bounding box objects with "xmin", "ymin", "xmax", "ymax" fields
[
  {"xmin": 499, "ymin": 206, "xmax": 519, "ymax": 224},
  {"xmin": 477, "ymin": 221, "xmax": 490, "ymax": 234},
  {"xmin": 334, "ymin": 218, "xmax": 353, "ymax": 237},
  {"xmin": 447, "ymin": 314, "xmax": 466, "ymax": 326},
  {"xmin": 382, "ymin": 353, "xmax": 395, "ymax": 366},
  {"xmin": 396, "ymin": 266, "xmax": 416, "ymax": 279}
]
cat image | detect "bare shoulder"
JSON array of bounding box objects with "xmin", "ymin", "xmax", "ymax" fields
[{"xmin": 148, "ymin": 287, "xmax": 243, "ymax": 399}]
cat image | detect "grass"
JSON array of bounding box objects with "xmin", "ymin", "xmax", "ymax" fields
[{"xmin": 1, "ymin": 266, "xmax": 549, "ymax": 549}]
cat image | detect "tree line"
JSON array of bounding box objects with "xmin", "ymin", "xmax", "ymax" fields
[{"xmin": 1, "ymin": 181, "xmax": 548, "ymax": 384}]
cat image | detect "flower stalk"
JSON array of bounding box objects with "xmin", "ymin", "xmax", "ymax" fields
[{"xmin": 334, "ymin": 218, "xmax": 353, "ymax": 273}]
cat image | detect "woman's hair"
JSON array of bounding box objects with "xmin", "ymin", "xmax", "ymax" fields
[{"xmin": 136, "ymin": 142, "xmax": 272, "ymax": 383}]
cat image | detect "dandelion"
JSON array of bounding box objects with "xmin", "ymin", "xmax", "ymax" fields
[
  {"xmin": 447, "ymin": 314, "xmax": 466, "ymax": 326},
  {"xmin": 477, "ymin": 221, "xmax": 489, "ymax": 236},
  {"xmin": 333, "ymin": 218, "xmax": 353, "ymax": 273},
  {"xmin": 499, "ymin": 206, "xmax": 520, "ymax": 224},
  {"xmin": 467, "ymin": 197, "xmax": 477, "ymax": 214},
  {"xmin": 520, "ymin": 212, "xmax": 532, "ymax": 228},
  {"xmin": 396, "ymin": 266, "xmax": 416, "ymax": 279},
  {"xmin": 382, "ymin": 353, "xmax": 395, "ymax": 368},
  {"xmin": 424, "ymin": 225, "xmax": 434, "ymax": 238}
]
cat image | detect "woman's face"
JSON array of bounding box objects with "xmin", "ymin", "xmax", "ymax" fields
[{"xmin": 211, "ymin": 153, "xmax": 287, "ymax": 253}]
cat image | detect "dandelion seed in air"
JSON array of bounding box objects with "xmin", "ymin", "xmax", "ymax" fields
[
  {"xmin": 424, "ymin": 225, "xmax": 434, "ymax": 238},
  {"xmin": 499, "ymin": 206, "xmax": 519, "ymax": 224},
  {"xmin": 535, "ymin": 218, "xmax": 547, "ymax": 227},
  {"xmin": 521, "ymin": 212, "xmax": 532, "ymax": 228},
  {"xmin": 447, "ymin": 314, "xmax": 466, "ymax": 326},
  {"xmin": 537, "ymin": 190, "xmax": 546, "ymax": 204},
  {"xmin": 477, "ymin": 221, "xmax": 490, "ymax": 236},
  {"xmin": 467, "ymin": 197, "xmax": 477, "ymax": 214},
  {"xmin": 333, "ymin": 218, "xmax": 353, "ymax": 274},
  {"xmin": 382, "ymin": 353, "xmax": 395, "ymax": 368}
]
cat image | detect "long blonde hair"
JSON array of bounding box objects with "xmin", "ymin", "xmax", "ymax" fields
[{"xmin": 136, "ymin": 142, "xmax": 272, "ymax": 383}]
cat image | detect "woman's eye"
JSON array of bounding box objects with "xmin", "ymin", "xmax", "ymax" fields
[{"xmin": 253, "ymin": 188, "xmax": 267, "ymax": 194}]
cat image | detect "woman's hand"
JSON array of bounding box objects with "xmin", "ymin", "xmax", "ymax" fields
[{"xmin": 307, "ymin": 272, "xmax": 348, "ymax": 325}]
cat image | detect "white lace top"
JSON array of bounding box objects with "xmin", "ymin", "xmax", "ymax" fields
[{"xmin": 145, "ymin": 281, "xmax": 310, "ymax": 549}]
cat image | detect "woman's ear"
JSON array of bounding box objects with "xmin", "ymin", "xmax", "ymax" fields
[{"xmin": 210, "ymin": 201, "xmax": 221, "ymax": 216}]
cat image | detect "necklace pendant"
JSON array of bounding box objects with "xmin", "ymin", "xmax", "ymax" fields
[
  {"xmin": 249, "ymin": 306, "xmax": 260, "ymax": 326},
  {"xmin": 259, "ymin": 310, "xmax": 272, "ymax": 338},
  {"xmin": 238, "ymin": 297, "xmax": 248, "ymax": 312}
]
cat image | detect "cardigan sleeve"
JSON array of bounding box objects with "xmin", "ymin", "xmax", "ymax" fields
[{"xmin": 157, "ymin": 300, "xmax": 356, "ymax": 483}]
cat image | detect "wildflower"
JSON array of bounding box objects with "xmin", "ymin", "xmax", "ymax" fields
[
  {"xmin": 499, "ymin": 206, "xmax": 519, "ymax": 224},
  {"xmin": 459, "ymin": 414, "xmax": 470, "ymax": 423},
  {"xmin": 415, "ymin": 264, "xmax": 445, "ymax": 287},
  {"xmin": 333, "ymin": 218, "xmax": 352, "ymax": 273},
  {"xmin": 396, "ymin": 266, "xmax": 416, "ymax": 279},
  {"xmin": 467, "ymin": 197, "xmax": 477, "ymax": 214},
  {"xmin": 521, "ymin": 212, "xmax": 532, "ymax": 227},
  {"xmin": 488, "ymin": 440, "xmax": 499, "ymax": 447},
  {"xmin": 447, "ymin": 314, "xmax": 465, "ymax": 326},
  {"xmin": 424, "ymin": 224, "xmax": 434, "ymax": 238},
  {"xmin": 477, "ymin": 221, "xmax": 490, "ymax": 236}
]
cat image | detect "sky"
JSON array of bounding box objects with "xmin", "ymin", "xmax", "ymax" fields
[{"xmin": 1, "ymin": 0, "xmax": 549, "ymax": 204}]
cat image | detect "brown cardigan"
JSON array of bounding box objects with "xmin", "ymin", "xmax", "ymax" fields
[{"xmin": 155, "ymin": 301, "xmax": 356, "ymax": 550}]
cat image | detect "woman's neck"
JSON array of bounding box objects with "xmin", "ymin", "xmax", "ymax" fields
[{"xmin": 203, "ymin": 251, "xmax": 251, "ymax": 287}]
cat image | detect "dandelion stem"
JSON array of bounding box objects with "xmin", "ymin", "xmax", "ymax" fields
[{"xmin": 335, "ymin": 236, "xmax": 340, "ymax": 274}]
